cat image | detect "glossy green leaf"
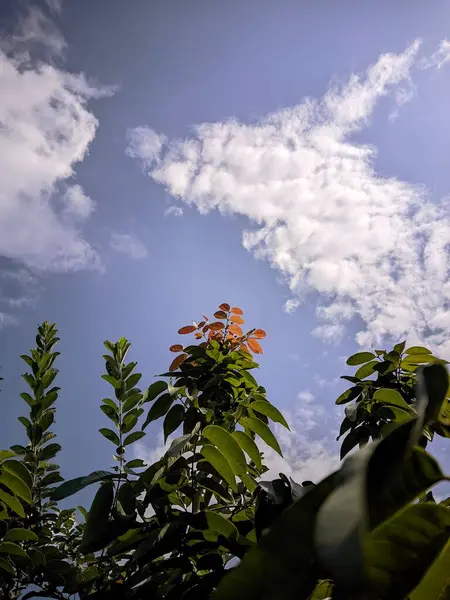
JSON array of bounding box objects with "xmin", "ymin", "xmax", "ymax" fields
[
  {"xmin": 38, "ymin": 443, "xmax": 61, "ymax": 461},
  {"xmin": 101, "ymin": 374, "xmax": 121, "ymax": 389},
  {"xmin": 0, "ymin": 489, "xmax": 25, "ymax": 517},
  {"xmin": 201, "ymin": 445, "xmax": 237, "ymax": 493},
  {"xmin": 0, "ymin": 472, "xmax": 32, "ymax": 504},
  {"xmin": 366, "ymin": 504, "xmax": 450, "ymax": 600},
  {"xmin": 126, "ymin": 459, "xmax": 146, "ymax": 469},
  {"xmin": 99, "ymin": 428, "xmax": 120, "ymax": 445},
  {"xmin": 0, "ymin": 541, "xmax": 28, "ymax": 558},
  {"xmin": 409, "ymin": 538, "xmax": 450, "ymax": 600},
  {"xmin": 203, "ymin": 425, "xmax": 247, "ymax": 474},
  {"xmin": 165, "ymin": 432, "xmax": 194, "ymax": 458},
  {"xmin": 241, "ymin": 417, "xmax": 283, "ymax": 456},
  {"xmin": 0, "ymin": 450, "xmax": 16, "ymax": 462},
  {"xmin": 50, "ymin": 470, "xmax": 118, "ymax": 501},
  {"xmin": 101, "ymin": 397, "xmax": 118, "ymax": 411},
  {"xmin": 1, "ymin": 460, "xmax": 32, "ymax": 491},
  {"xmin": 373, "ymin": 388, "xmax": 411, "ymax": 411},
  {"xmin": 335, "ymin": 386, "xmax": 361, "ymax": 405},
  {"xmin": 125, "ymin": 373, "xmax": 142, "ymax": 391},
  {"xmin": 205, "ymin": 511, "xmax": 239, "ymax": 540},
  {"xmin": 4, "ymin": 528, "xmax": 38, "ymax": 542},
  {"xmin": 0, "ymin": 557, "xmax": 15, "ymax": 575},
  {"xmin": 232, "ymin": 431, "xmax": 262, "ymax": 469},
  {"xmin": 197, "ymin": 475, "xmax": 233, "ymax": 502},
  {"xmin": 80, "ymin": 481, "xmax": 114, "ymax": 553},
  {"xmin": 142, "ymin": 380, "xmax": 168, "ymax": 403},
  {"xmin": 142, "ymin": 393, "xmax": 174, "ymax": 430},
  {"xmin": 346, "ymin": 352, "xmax": 376, "ymax": 366},
  {"xmin": 123, "ymin": 431, "xmax": 145, "ymax": 446},
  {"xmin": 163, "ymin": 404, "xmax": 185, "ymax": 442},
  {"xmin": 100, "ymin": 405, "xmax": 119, "ymax": 424},
  {"xmin": 250, "ymin": 400, "xmax": 290, "ymax": 430},
  {"xmin": 122, "ymin": 393, "xmax": 142, "ymax": 413},
  {"xmin": 122, "ymin": 413, "xmax": 138, "ymax": 434},
  {"xmin": 419, "ymin": 363, "xmax": 450, "ymax": 425},
  {"xmin": 355, "ymin": 360, "xmax": 378, "ymax": 380},
  {"xmin": 406, "ymin": 346, "xmax": 432, "ymax": 355}
]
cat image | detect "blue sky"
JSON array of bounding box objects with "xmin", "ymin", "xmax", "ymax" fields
[{"xmin": 1, "ymin": 0, "xmax": 450, "ymax": 503}]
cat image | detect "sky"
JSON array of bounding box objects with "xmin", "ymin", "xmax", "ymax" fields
[{"xmin": 1, "ymin": 0, "xmax": 450, "ymax": 505}]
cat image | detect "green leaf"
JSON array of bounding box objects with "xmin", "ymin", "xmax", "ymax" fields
[
  {"xmin": 406, "ymin": 346, "xmax": 432, "ymax": 355},
  {"xmin": 203, "ymin": 425, "xmax": 247, "ymax": 475},
  {"xmin": 0, "ymin": 472, "xmax": 32, "ymax": 504},
  {"xmin": 335, "ymin": 386, "xmax": 361, "ymax": 405},
  {"xmin": 197, "ymin": 475, "xmax": 233, "ymax": 502},
  {"xmin": 394, "ymin": 341, "xmax": 406, "ymax": 354},
  {"xmin": 165, "ymin": 433, "xmax": 194, "ymax": 458},
  {"xmin": 201, "ymin": 445, "xmax": 237, "ymax": 493},
  {"xmin": 126, "ymin": 459, "xmax": 146, "ymax": 469},
  {"xmin": 366, "ymin": 504, "xmax": 450, "ymax": 600},
  {"xmin": 205, "ymin": 511, "xmax": 239, "ymax": 540},
  {"xmin": 232, "ymin": 431, "xmax": 262, "ymax": 469},
  {"xmin": 123, "ymin": 431, "xmax": 145, "ymax": 446},
  {"xmin": 0, "ymin": 542, "xmax": 28, "ymax": 558},
  {"xmin": 0, "ymin": 557, "xmax": 15, "ymax": 576},
  {"xmin": 99, "ymin": 428, "xmax": 120, "ymax": 445},
  {"xmin": 101, "ymin": 374, "xmax": 121, "ymax": 389},
  {"xmin": 419, "ymin": 363, "xmax": 450, "ymax": 425},
  {"xmin": 101, "ymin": 397, "xmax": 118, "ymax": 411},
  {"xmin": 50, "ymin": 470, "xmax": 118, "ymax": 501},
  {"xmin": 122, "ymin": 393, "xmax": 142, "ymax": 413},
  {"xmin": 340, "ymin": 426, "xmax": 370, "ymax": 459},
  {"xmin": 142, "ymin": 393, "xmax": 174, "ymax": 430},
  {"xmin": 409, "ymin": 539, "xmax": 450, "ymax": 600},
  {"xmin": 122, "ymin": 413, "xmax": 138, "ymax": 434},
  {"xmin": 241, "ymin": 417, "xmax": 283, "ymax": 456},
  {"xmin": 0, "ymin": 450, "xmax": 16, "ymax": 462},
  {"xmin": 163, "ymin": 404, "xmax": 185, "ymax": 442},
  {"xmin": 79, "ymin": 481, "xmax": 114, "ymax": 553},
  {"xmin": 142, "ymin": 380, "xmax": 168, "ymax": 403},
  {"xmin": 4, "ymin": 528, "xmax": 38, "ymax": 542},
  {"xmin": 250, "ymin": 400, "xmax": 290, "ymax": 430},
  {"xmin": 101, "ymin": 405, "xmax": 119, "ymax": 424},
  {"xmin": 355, "ymin": 360, "xmax": 378, "ymax": 379},
  {"xmin": 346, "ymin": 352, "xmax": 376, "ymax": 366},
  {"xmin": 38, "ymin": 443, "xmax": 61, "ymax": 461},
  {"xmin": 125, "ymin": 373, "xmax": 142, "ymax": 391},
  {"xmin": 373, "ymin": 388, "xmax": 411, "ymax": 411},
  {"xmin": 214, "ymin": 473, "xmax": 338, "ymax": 600},
  {"xmin": 0, "ymin": 489, "xmax": 24, "ymax": 517}
]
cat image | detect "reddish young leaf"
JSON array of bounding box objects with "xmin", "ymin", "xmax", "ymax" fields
[
  {"xmin": 209, "ymin": 321, "xmax": 225, "ymax": 331},
  {"xmin": 194, "ymin": 332, "xmax": 203, "ymax": 339},
  {"xmin": 169, "ymin": 353, "xmax": 188, "ymax": 371},
  {"xmin": 230, "ymin": 315, "xmax": 244, "ymax": 325},
  {"xmin": 198, "ymin": 342, "xmax": 207, "ymax": 348},
  {"xmin": 169, "ymin": 344, "xmax": 184, "ymax": 353},
  {"xmin": 213, "ymin": 310, "xmax": 228, "ymax": 319},
  {"xmin": 219, "ymin": 303, "xmax": 230, "ymax": 312},
  {"xmin": 231, "ymin": 307, "xmax": 243, "ymax": 315},
  {"xmin": 202, "ymin": 325, "xmax": 210, "ymax": 333},
  {"xmin": 252, "ymin": 329, "xmax": 267, "ymax": 339},
  {"xmin": 240, "ymin": 342, "xmax": 251, "ymax": 355},
  {"xmin": 198, "ymin": 321, "xmax": 206, "ymax": 328},
  {"xmin": 202, "ymin": 315, "xmax": 209, "ymax": 322},
  {"xmin": 229, "ymin": 324, "xmax": 243, "ymax": 337},
  {"xmin": 178, "ymin": 326, "xmax": 196, "ymax": 335},
  {"xmin": 247, "ymin": 338, "xmax": 263, "ymax": 354}
]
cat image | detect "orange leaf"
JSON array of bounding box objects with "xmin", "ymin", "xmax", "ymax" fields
[
  {"xmin": 169, "ymin": 344, "xmax": 184, "ymax": 353},
  {"xmin": 247, "ymin": 338, "xmax": 263, "ymax": 354},
  {"xmin": 230, "ymin": 315, "xmax": 244, "ymax": 325},
  {"xmin": 228, "ymin": 324, "xmax": 243, "ymax": 337},
  {"xmin": 198, "ymin": 342, "xmax": 207, "ymax": 348},
  {"xmin": 231, "ymin": 307, "xmax": 243, "ymax": 315},
  {"xmin": 194, "ymin": 332, "xmax": 203, "ymax": 339},
  {"xmin": 240, "ymin": 342, "xmax": 251, "ymax": 355},
  {"xmin": 169, "ymin": 353, "xmax": 188, "ymax": 371},
  {"xmin": 202, "ymin": 325, "xmax": 210, "ymax": 333},
  {"xmin": 209, "ymin": 321, "xmax": 225, "ymax": 331},
  {"xmin": 219, "ymin": 303, "xmax": 230, "ymax": 311},
  {"xmin": 178, "ymin": 326, "xmax": 196, "ymax": 335},
  {"xmin": 214, "ymin": 310, "xmax": 227, "ymax": 319},
  {"xmin": 252, "ymin": 329, "xmax": 267, "ymax": 339}
]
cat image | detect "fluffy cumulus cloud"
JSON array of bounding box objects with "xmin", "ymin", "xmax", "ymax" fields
[
  {"xmin": 109, "ymin": 232, "xmax": 148, "ymax": 260},
  {"xmin": 0, "ymin": 7, "xmax": 111, "ymax": 274},
  {"xmin": 128, "ymin": 40, "xmax": 450, "ymax": 355}
]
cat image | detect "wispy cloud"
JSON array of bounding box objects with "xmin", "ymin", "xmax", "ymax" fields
[
  {"xmin": 0, "ymin": 7, "xmax": 111, "ymax": 274},
  {"xmin": 420, "ymin": 40, "xmax": 450, "ymax": 70},
  {"xmin": 128, "ymin": 40, "xmax": 450, "ymax": 355},
  {"xmin": 164, "ymin": 205, "xmax": 184, "ymax": 217},
  {"xmin": 109, "ymin": 232, "xmax": 148, "ymax": 260}
]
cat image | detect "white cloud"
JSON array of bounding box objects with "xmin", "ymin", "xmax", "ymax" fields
[
  {"xmin": 420, "ymin": 40, "xmax": 450, "ymax": 70},
  {"xmin": 283, "ymin": 298, "xmax": 300, "ymax": 314},
  {"xmin": 126, "ymin": 126, "xmax": 166, "ymax": 167},
  {"xmin": 11, "ymin": 6, "xmax": 66, "ymax": 57},
  {"xmin": 109, "ymin": 232, "xmax": 148, "ymax": 260},
  {"xmin": 62, "ymin": 185, "xmax": 95, "ymax": 220},
  {"xmin": 128, "ymin": 40, "xmax": 450, "ymax": 355},
  {"xmin": 164, "ymin": 205, "xmax": 184, "ymax": 217},
  {"xmin": 0, "ymin": 9, "xmax": 111, "ymax": 273}
]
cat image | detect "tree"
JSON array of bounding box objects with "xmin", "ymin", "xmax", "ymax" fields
[
  {"xmin": 0, "ymin": 306, "xmax": 287, "ymax": 598},
  {"xmin": 0, "ymin": 314, "xmax": 449, "ymax": 599}
]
